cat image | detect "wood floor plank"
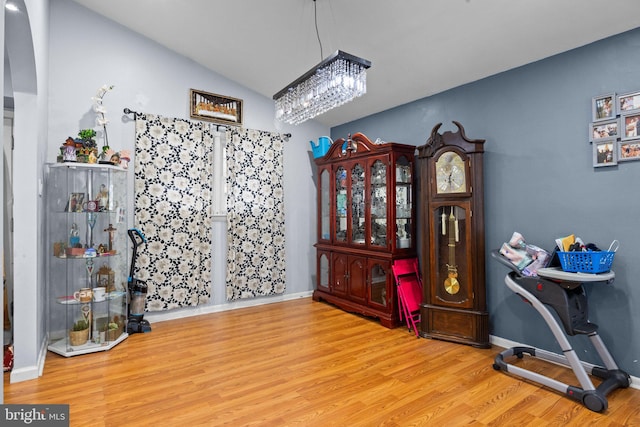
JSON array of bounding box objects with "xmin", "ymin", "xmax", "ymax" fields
[{"xmin": 4, "ymin": 298, "xmax": 640, "ymax": 426}]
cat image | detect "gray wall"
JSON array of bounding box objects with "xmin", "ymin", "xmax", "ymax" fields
[{"xmin": 333, "ymin": 28, "xmax": 640, "ymax": 378}]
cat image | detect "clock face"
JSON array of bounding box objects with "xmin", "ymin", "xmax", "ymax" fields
[{"xmin": 435, "ymin": 151, "xmax": 466, "ymax": 194}]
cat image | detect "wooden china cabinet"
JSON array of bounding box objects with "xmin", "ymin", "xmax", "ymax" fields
[{"xmin": 313, "ymin": 133, "xmax": 416, "ymax": 328}]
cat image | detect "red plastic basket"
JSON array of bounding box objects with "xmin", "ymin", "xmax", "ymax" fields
[{"xmin": 557, "ymin": 250, "xmax": 615, "ymax": 273}]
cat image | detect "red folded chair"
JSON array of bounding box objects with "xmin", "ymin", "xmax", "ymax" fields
[{"xmin": 392, "ymin": 258, "xmax": 423, "ymax": 337}]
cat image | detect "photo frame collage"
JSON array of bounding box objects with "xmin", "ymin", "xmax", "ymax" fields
[{"xmin": 591, "ymin": 91, "xmax": 640, "ymax": 167}]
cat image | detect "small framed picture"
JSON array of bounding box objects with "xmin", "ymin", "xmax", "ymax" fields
[
  {"xmin": 617, "ymin": 91, "xmax": 640, "ymax": 115},
  {"xmin": 592, "ymin": 93, "xmax": 616, "ymax": 122},
  {"xmin": 190, "ymin": 88, "xmax": 243, "ymax": 126},
  {"xmin": 621, "ymin": 112, "xmax": 640, "ymax": 140},
  {"xmin": 618, "ymin": 140, "xmax": 640, "ymax": 162},
  {"xmin": 593, "ymin": 138, "xmax": 617, "ymax": 167},
  {"xmin": 589, "ymin": 119, "xmax": 619, "ymax": 142},
  {"xmin": 66, "ymin": 192, "xmax": 85, "ymax": 212}
]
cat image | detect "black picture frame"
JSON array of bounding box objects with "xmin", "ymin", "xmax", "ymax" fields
[{"xmin": 190, "ymin": 88, "xmax": 243, "ymax": 126}]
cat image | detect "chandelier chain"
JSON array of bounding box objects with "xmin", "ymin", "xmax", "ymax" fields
[{"xmin": 313, "ymin": 0, "xmax": 324, "ymax": 61}]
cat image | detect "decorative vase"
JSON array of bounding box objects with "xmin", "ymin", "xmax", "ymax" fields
[{"xmin": 69, "ymin": 328, "xmax": 89, "ymax": 346}]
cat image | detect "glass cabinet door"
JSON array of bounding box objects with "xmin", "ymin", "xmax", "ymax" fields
[
  {"xmin": 369, "ymin": 260, "xmax": 388, "ymax": 308},
  {"xmin": 395, "ymin": 155, "xmax": 413, "ymax": 249},
  {"xmin": 319, "ymin": 168, "xmax": 330, "ymax": 240},
  {"xmin": 318, "ymin": 251, "xmax": 330, "ymax": 292},
  {"xmin": 335, "ymin": 166, "xmax": 347, "ymax": 242},
  {"xmin": 351, "ymin": 163, "xmax": 365, "ymax": 245},
  {"xmin": 370, "ymin": 159, "xmax": 387, "ymax": 248}
]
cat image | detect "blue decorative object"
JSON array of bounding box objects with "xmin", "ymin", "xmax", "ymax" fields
[
  {"xmin": 310, "ymin": 136, "xmax": 332, "ymax": 158},
  {"xmin": 83, "ymin": 248, "xmax": 97, "ymax": 258}
]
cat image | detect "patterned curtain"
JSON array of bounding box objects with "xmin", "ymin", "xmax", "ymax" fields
[
  {"xmin": 226, "ymin": 128, "xmax": 286, "ymax": 300},
  {"xmin": 134, "ymin": 114, "xmax": 213, "ymax": 311}
]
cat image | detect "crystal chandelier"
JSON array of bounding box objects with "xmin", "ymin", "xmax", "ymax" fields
[{"xmin": 273, "ymin": 50, "xmax": 371, "ymax": 125}]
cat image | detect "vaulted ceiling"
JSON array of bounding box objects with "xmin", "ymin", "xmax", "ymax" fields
[{"xmin": 73, "ymin": 0, "xmax": 640, "ymax": 127}]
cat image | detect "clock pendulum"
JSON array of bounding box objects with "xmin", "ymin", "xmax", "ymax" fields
[{"xmin": 443, "ymin": 207, "xmax": 460, "ymax": 295}]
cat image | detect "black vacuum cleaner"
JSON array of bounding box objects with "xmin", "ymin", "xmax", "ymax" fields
[{"xmin": 127, "ymin": 228, "xmax": 151, "ymax": 334}]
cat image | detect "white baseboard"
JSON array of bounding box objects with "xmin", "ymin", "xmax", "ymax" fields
[
  {"xmin": 489, "ymin": 335, "xmax": 639, "ymax": 390},
  {"xmin": 144, "ymin": 291, "xmax": 314, "ymax": 324},
  {"xmin": 10, "ymin": 335, "xmax": 47, "ymax": 383},
  {"xmin": 38, "ymin": 334, "xmax": 47, "ymax": 377}
]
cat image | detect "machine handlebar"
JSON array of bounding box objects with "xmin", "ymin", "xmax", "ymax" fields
[{"xmin": 128, "ymin": 228, "xmax": 147, "ymax": 246}]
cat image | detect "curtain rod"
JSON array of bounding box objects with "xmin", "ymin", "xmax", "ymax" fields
[{"xmin": 124, "ymin": 107, "xmax": 292, "ymax": 139}]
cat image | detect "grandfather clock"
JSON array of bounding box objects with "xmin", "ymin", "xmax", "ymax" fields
[{"xmin": 417, "ymin": 121, "xmax": 489, "ymax": 348}]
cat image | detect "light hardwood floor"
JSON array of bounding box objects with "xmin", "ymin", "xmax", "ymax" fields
[{"xmin": 4, "ymin": 298, "xmax": 640, "ymax": 426}]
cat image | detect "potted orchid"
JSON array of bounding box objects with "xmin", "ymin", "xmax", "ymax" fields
[{"xmin": 92, "ymin": 84, "xmax": 114, "ymax": 162}]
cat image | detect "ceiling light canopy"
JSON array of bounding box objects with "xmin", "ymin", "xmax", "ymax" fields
[{"xmin": 273, "ymin": 50, "xmax": 371, "ymax": 126}]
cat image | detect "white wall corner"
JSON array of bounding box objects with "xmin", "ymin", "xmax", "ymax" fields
[{"xmin": 10, "ymin": 334, "xmax": 47, "ymax": 383}]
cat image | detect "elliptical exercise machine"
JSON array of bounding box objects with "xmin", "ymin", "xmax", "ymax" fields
[
  {"xmin": 127, "ymin": 228, "xmax": 151, "ymax": 334},
  {"xmin": 492, "ymin": 250, "xmax": 630, "ymax": 413}
]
